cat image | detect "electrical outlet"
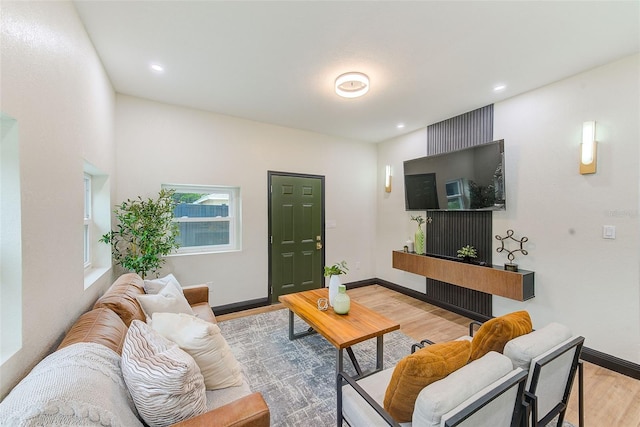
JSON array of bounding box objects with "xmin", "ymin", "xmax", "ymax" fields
[{"xmin": 603, "ymin": 225, "xmax": 616, "ymax": 239}]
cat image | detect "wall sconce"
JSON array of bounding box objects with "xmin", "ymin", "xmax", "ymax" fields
[
  {"xmin": 580, "ymin": 121, "xmax": 597, "ymax": 175},
  {"xmin": 385, "ymin": 165, "xmax": 392, "ymax": 193}
]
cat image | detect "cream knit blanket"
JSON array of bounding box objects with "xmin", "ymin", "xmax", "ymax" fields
[{"xmin": 0, "ymin": 342, "xmax": 143, "ymax": 426}]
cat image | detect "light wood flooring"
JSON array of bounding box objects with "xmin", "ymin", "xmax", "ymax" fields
[{"xmin": 217, "ymin": 285, "xmax": 640, "ymax": 427}]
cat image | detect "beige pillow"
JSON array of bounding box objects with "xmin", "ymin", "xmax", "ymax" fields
[
  {"xmin": 503, "ymin": 322, "xmax": 573, "ymax": 370},
  {"xmin": 144, "ymin": 273, "xmax": 183, "ymax": 295},
  {"xmin": 136, "ymin": 279, "xmax": 194, "ymax": 321},
  {"xmin": 121, "ymin": 320, "xmax": 207, "ymax": 427},
  {"xmin": 383, "ymin": 340, "xmax": 471, "ymax": 422},
  {"xmin": 151, "ymin": 312, "xmax": 244, "ymax": 390}
]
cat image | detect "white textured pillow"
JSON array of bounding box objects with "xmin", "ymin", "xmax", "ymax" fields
[
  {"xmin": 121, "ymin": 320, "xmax": 207, "ymax": 427},
  {"xmin": 151, "ymin": 312, "xmax": 244, "ymax": 390},
  {"xmin": 136, "ymin": 279, "xmax": 194, "ymax": 321},
  {"xmin": 503, "ymin": 322, "xmax": 573, "ymax": 371},
  {"xmin": 143, "ymin": 273, "xmax": 183, "ymax": 295}
]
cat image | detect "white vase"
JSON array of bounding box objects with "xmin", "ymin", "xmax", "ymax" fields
[{"xmin": 328, "ymin": 275, "xmax": 342, "ymax": 307}]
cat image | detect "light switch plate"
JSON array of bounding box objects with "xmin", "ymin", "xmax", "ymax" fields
[{"xmin": 603, "ymin": 225, "xmax": 616, "ymax": 239}]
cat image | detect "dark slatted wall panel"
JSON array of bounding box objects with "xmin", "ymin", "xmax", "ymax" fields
[
  {"xmin": 426, "ymin": 211, "xmax": 492, "ymax": 262},
  {"xmin": 423, "ymin": 104, "xmax": 495, "ymax": 318},
  {"xmin": 427, "ymin": 104, "xmax": 494, "ymax": 155},
  {"xmin": 425, "ymin": 211, "xmax": 493, "ymax": 317}
]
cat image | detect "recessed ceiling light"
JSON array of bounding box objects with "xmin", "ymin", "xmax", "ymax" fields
[
  {"xmin": 150, "ymin": 63, "xmax": 164, "ymax": 73},
  {"xmin": 493, "ymin": 84, "xmax": 506, "ymax": 92},
  {"xmin": 335, "ymin": 72, "xmax": 369, "ymax": 98},
  {"xmin": 397, "ymin": 123, "xmax": 405, "ymax": 129}
]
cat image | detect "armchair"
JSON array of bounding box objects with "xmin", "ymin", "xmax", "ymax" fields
[
  {"xmin": 468, "ymin": 318, "xmax": 584, "ymax": 427},
  {"xmin": 337, "ymin": 351, "xmax": 528, "ymax": 427},
  {"xmin": 503, "ymin": 326, "xmax": 584, "ymax": 427}
]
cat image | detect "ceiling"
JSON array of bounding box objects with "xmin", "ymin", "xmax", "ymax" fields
[{"xmin": 73, "ymin": 1, "xmax": 640, "ymax": 143}]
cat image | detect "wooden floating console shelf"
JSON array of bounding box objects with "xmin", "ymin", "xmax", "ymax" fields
[{"xmin": 392, "ymin": 251, "xmax": 534, "ymax": 302}]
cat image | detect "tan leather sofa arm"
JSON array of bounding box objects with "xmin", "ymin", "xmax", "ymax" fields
[
  {"xmin": 182, "ymin": 285, "xmax": 209, "ymax": 305},
  {"xmin": 170, "ymin": 392, "xmax": 270, "ymax": 427}
]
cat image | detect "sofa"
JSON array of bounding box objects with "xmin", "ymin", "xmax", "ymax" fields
[{"xmin": 0, "ymin": 273, "xmax": 270, "ymax": 427}]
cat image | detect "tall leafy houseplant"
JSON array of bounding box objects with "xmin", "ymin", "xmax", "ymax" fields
[{"xmin": 100, "ymin": 189, "xmax": 180, "ymax": 279}]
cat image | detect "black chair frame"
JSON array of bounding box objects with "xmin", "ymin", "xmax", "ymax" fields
[{"xmin": 337, "ymin": 370, "xmax": 401, "ymax": 427}]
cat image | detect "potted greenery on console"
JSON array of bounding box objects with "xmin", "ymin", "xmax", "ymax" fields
[
  {"xmin": 100, "ymin": 189, "xmax": 180, "ymax": 279},
  {"xmin": 457, "ymin": 245, "xmax": 478, "ymax": 263}
]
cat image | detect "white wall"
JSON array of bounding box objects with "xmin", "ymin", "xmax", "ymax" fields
[
  {"xmin": 492, "ymin": 54, "xmax": 640, "ymax": 363},
  {"xmin": 115, "ymin": 95, "xmax": 377, "ymax": 306},
  {"xmin": 0, "ymin": 1, "xmax": 116, "ymax": 398},
  {"xmin": 376, "ymin": 54, "xmax": 640, "ymax": 363},
  {"xmin": 375, "ymin": 128, "xmax": 429, "ymax": 293}
]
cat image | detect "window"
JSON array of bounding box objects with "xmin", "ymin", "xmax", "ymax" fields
[
  {"xmin": 1, "ymin": 113, "xmax": 22, "ymax": 363},
  {"xmin": 83, "ymin": 161, "xmax": 111, "ymax": 288},
  {"xmin": 445, "ymin": 179, "xmax": 465, "ymax": 210},
  {"xmin": 162, "ymin": 184, "xmax": 241, "ymax": 253},
  {"xmin": 83, "ymin": 173, "xmax": 92, "ymax": 268}
]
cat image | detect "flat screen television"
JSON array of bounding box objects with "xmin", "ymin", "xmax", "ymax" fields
[{"xmin": 404, "ymin": 140, "xmax": 505, "ymax": 211}]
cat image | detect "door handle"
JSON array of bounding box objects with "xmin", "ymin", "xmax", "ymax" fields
[{"xmin": 316, "ymin": 242, "xmax": 323, "ymax": 250}]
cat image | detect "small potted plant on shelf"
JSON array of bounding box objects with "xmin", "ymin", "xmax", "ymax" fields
[
  {"xmin": 324, "ymin": 261, "xmax": 348, "ymax": 307},
  {"xmin": 457, "ymin": 245, "xmax": 478, "ymax": 263}
]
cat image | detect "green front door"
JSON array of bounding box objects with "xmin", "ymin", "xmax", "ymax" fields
[{"xmin": 269, "ymin": 173, "xmax": 324, "ymax": 303}]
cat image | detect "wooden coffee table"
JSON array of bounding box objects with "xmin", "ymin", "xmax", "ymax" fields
[{"xmin": 278, "ymin": 288, "xmax": 400, "ymax": 380}]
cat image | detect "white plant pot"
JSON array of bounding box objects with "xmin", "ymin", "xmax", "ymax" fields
[{"xmin": 328, "ymin": 275, "xmax": 342, "ymax": 307}]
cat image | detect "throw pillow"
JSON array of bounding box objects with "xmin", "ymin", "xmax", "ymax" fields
[
  {"xmin": 136, "ymin": 279, "xmax": 194, "ymax": 321},
  {"xmin": 412, "ymin": 351, "xmax": 514, "ymax": 427},
  {"xmin": 503, "ymin": 322, "xmax": 573, "ymax": 370},
  {"xmin": 144, "ymin": 273, "xmax": 183, "ymax": 295},
  {"xmin": 470, "ymin": 310, "xmax": 533, "ymax": 361},
  {"xmin": 383, "ymin": 340, "xmax": 471, "ymax": 422},
  {"xmin": 150, "ymin": 312, "xmax": 244, "ymax": 390},
  {"xmin": 121, "ymin": 320, "xmax": 207, "ymax": 427}
]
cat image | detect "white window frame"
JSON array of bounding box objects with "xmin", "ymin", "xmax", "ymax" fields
[
  {"xmin": 83, "ymin": 173, "xmax": 92, "ymax": 269},
  {"xmin": 1, "ymin": 112, "xmax": 22, "ymax": 363},
  {"xmin": 83, "ymin": 161, "xmax": 111, "ymax": 289},
  {"xmin": 162, "ymin": 184, "xmax": 241, "ymax": 254}
]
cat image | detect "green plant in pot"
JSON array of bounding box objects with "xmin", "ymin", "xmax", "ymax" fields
[
  {"xmin": 324, "ymin": 261, "xmax": 348, "ymax": 307},
  {"xmin": 457, "ymin": 245, "xmax": 478, "ymax": 262},
  {"xmin": 100, "ymin": 189, "xmax": 180, "ymax": 279}
]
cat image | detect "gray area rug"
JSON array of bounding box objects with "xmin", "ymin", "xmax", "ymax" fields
[
  {"xmin": 218, "ymin": 309, "xmax": 574, "ymax": 427},
  {"xmin": 219, "ymin": 308, "xmax": 413, "ymax": 426}
]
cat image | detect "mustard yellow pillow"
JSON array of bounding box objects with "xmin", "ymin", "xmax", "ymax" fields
[
  {"xmin": 383, "ymin": 340, "xmax": 471, "ymax": 422},
  {"xmin": 470, "ymin": 310, "xmax": 532, "ymax": 361}
]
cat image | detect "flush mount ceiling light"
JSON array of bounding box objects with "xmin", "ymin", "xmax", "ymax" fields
[
  {"xmin": 150, "ymin": 63, "xmax": 164, "ymax": 73},
  {"xmin": 335, "ymin": 72, "xmax": 369, "ymax": 98}
]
